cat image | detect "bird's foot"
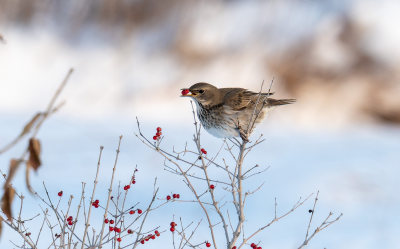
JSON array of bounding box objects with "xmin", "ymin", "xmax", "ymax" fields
[{"xmin": 239, "ymin": 130, "xmax": 249, "ymax": 143}]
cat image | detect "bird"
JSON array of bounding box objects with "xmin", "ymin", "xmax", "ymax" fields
[{"xmin": 180, "ymin": 82, "xmax": 295, "ymax": 141}]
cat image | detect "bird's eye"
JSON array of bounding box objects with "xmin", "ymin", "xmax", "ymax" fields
[{"xmin": 199, "ymin": 90, "xmax": 205, "ymax": 94}]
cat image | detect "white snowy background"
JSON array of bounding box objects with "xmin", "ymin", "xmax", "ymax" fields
[{"xmin": 1, "ymin": 0, "xmax": 400, "ymax": 248}]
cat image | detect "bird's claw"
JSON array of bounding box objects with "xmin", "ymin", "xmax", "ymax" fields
[{"xmin": 239, "ymin": 130, "xmax": 249, "ymax": 143}]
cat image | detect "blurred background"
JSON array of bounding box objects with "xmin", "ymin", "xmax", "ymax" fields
[{"xmin": 0, "ymin": 0, "xmax": 399, "ymax": 248}]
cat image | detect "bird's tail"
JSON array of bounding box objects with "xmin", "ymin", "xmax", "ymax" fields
[{"xmin": 266, "ymin": 98, "xmax": 296, "ymax": 106}]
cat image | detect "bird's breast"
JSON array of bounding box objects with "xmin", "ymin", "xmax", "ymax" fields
[{"xmin": 196, "ymin": 105, "xmax": 240, "ymax": 138}]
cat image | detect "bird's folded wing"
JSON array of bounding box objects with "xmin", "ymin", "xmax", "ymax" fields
[{"xmin": 221, "ymin": 88, "xmax": 274, "ymax": 111}]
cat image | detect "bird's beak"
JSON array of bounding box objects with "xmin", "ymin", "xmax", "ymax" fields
[{"xmin": 180, "ymin": 89, "xmax": 196, "ymax": 97}]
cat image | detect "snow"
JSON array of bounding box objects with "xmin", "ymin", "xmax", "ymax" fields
[{"xmin": 1, "ymin": 0, "xmax": 400, "ymax": 248}]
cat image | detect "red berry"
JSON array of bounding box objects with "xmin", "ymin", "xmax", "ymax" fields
[
  {"xmin": 128, "ymin": 229, "xmax": 133, "ymax": 234},
  {"xmin": 110, "ymin": 220, "xmax": 114, "ymax": 224},
  {"xmin": 104, "ymin": 218, "xmax": 109, "ymax": 223},
  {"xmin": 172, "ymin": 194, "xmax": 177, "ymax": 198},
  {"xmin": 181, "ymin": 89, "xmax": 190, "ymax": 95},
  {"xmin": 155, "ymin": 230, "xmax": 160, "ymax": 236},
  {"xmin": 137, "ymin": 209, "xmax": 142, "ymax": 214},
  {"xmin": 206, "ymin": 242, "xmax": 211, "ymax": 247},
  {"xmin": 257, "ymin": 247, "xmax": 262, "ymax": 249},
  {"xmin": 251, "ymin": 243, "xmax": 256, "ymax": 248},
  {"xmin": 170, "ymin": 222, "xmax": 176, "ymax": 227},
  {"xmin": 151, "ymin": 235, "xmax": 155, "ymax": 239},
  {"xmin": 67, "ymin": 216, "xmax": 73, "ymax": 221},
  {"xmin": 141, "ymin": 240, "xmax": 145, "ymax": 244},
  {"xmin": 156, "ymin": 127, "xmax": 162, "ymax": 132},
  {"xmin": 95, "ymin": 199, "xmax": 99, "ymax": 203},
  {"xmin": 129, "ymin": 210, "xmax": 135, "ymax": 215},
  {"xmin": 109, "ymin": 226, "xmax": 114, "ymax": 231},
  {"xmin": 25, "ymin": 232, "xmax": 31, "ymax": 236},
  {"xmin": 58, "ymin": 191, "xmax": 63, "ymax": 197},
  {"xmin": 170, "ymin": 227, "xmax": 175, "ymax": 232},
  {"xmin": 156, "ymin": 132, "xmax": 162, "ymax": 137},
  {"xmin": 232, "ymin": 247, "xmax": 237, "ymax": 249},
  {"xmin": 115, "ymin": 227, "xmax": 121, "ymax": 233},
  {"xmin": 153, "ymin": 136, "xmax": 158, "ymax": 140},
  {"xmin": 166, "ymin": 195, "xmax": 171, "ymax": 200},
  {"xmin": 209, "ymin": 184, "xmax": 215, "ymax": 190},
  {"xmin": 176, "ymin": 194, "xmax": 180, "ymax": 198},
  {"xmin": 68, "ymin": 221, "xmax": 73, "ymax": 226},
  {"xmin": 201, "ymin": 148, "xmax": 207, "ymax": 154},
  {"xmin": 117, "ymin": 237, "xmax": 121, "ymax": 242},
  {"xmin": 132, "ymin": 180, "xmax": 136, "ymax": 184}
]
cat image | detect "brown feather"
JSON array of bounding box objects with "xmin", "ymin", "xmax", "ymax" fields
[{"xmin": 221, "ymin": 88, "xmax": 274, "ymax": 111}]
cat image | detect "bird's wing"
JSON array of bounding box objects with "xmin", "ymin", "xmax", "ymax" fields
[{"xmin": 220, "ymin": 88, "xmax": 274, "ymax": 111}]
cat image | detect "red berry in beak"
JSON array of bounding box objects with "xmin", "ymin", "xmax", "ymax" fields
[{"xmin": 181, "ymin": 89, "xmax": 190, "ymax": 95}]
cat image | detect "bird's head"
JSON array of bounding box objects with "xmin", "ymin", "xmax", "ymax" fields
[{"xmin": 181, "ymin": 82, "xmax": 220, "ymax": 106}]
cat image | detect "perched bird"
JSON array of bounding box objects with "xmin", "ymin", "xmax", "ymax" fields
[{"xmin": 181, "ymin": 82, "xmax": 295, "ymax": 141}]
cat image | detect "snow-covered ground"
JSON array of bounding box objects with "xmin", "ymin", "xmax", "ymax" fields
[
  {"xmin": 1, "ymin": 0, "xmax": 400, "ymax": 248},
  {"xmin": 1, "ymin": 113, "xmax": 399, "ymax": 249}
]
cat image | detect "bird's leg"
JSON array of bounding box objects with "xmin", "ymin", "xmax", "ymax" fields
[
  {"xmin": 239, "ymin": 129, "xmax": 249, "ymax": 142},
  {"xmin": 236, "ymin": 119, "xmax": 250, "ymax": 142}
]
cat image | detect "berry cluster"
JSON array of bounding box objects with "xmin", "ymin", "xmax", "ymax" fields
[
  {"xmin": 200, "ymin": 148, "xmax": 207, "ymax": 154},
  {"xmin": 166, "ymin": 193, "xmax": 180, "ymax": 201},
  {"xmin": 123, "ymin": 175, "xmax": 137, "ymax": 191},
  {"xmin": 153, "ymin": 127, "xmax": 162, "ymax": 141},
  {"xmin": 50, "ymin": 169, "xmax": 162, "ymax": 246},
  {"xmin": 127, "ymin": 209, "xmax": 143, "ymax": 215},
  {"xmin": 140, "ymin": 230, "xmax": 160, "ymax": 244},
  {"xmin": 105, "ymin": 218, "xmax": 123, "ymax": 242},
  {"xmin": 170, "ymin": 221, "xmax": 177, "ymax": 232},
  {"xmin": 181, "ymin": 89, "xmax": 190, "ymax": 95},
  {"xmin": 104, "ymin": 218, "xmax": 110, "ymax": 223},
  {"xmin": 109, "ymin": 226, "xmax": 121, "ymax": 233},
  {"xmin": 250, "ymin": 243, "xmax": 262, "ymax": 249},
  {"xmin": 67, "ymin": 216, "xmax": 74, "ymax": 226},
  {"xmin": 92, "ymin": 199, "xmax": 100, "ymax": 208}
]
